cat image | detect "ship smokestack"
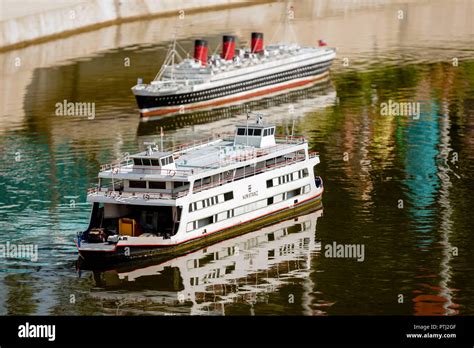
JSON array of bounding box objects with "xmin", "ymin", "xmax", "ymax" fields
[
  {"xmin": 221, "ymin": 35, "xmax": 235, "ymax": 60},
  {"xmin": 251, "ymin": 32, "xmax": 264, "ymax": 53},
  {"xmin": 194, "ymin": 39, "xmax": 208, "ymax": 66}
]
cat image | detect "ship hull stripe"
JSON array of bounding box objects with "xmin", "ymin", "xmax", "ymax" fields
[{"xmin": 140, "ymin": 73, "xmax": 328, "ymax": 117}]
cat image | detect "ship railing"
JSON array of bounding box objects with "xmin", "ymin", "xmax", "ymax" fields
[
  {"xmin": 163, "ymin": 133, "xmax": 305, "ymax": 154},
  {"xmin": 100, "ymin": 158, "xmax": 134, "ymax": 172},
  {"xmin": 274, "ymin": 135, "xmax": 306, "ymax": 144},
  {"xmin": 111, "ymin": 166, "xmax": 195, "ymax": 178},
  {"xmin": 164, "ymin": 132, "xmax": 234, "ymax": 154},
  {"xmin": 87, "ymin": 187, "xmax": 189, "ymax": 200},
  {"xmin": 92, "ymin": 180, "xmax": 125, "ymax": 192},
  {"xmin": 98, "ymin": 134, "xmax": 308, "ymax": 176},
  {"xmin": 193, "ymin": 154, "xmax": 307, "ymax": 193}
]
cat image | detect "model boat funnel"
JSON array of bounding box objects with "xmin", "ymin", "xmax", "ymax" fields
[
  {"xmin": 194, "ymin": 39, "xmax": 208, "ymax": 66},
  {"xmin": 251, "ymin": 32, "xmax": 264, "ymax": 53},
  {"xmin": 222, "ymin": 35, "xmax": 236, "ymax": 60}
]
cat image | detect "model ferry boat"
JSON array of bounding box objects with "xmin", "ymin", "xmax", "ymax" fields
[
  {"xmin": 132, "ymin": 32, "xmax": 336, "ymax": 117},
  {"xmin": 76, "ymin": 115, "xmax": 324, "ymax": 264}
]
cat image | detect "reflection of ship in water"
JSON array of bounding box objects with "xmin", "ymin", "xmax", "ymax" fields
[
  {"xmin": 137, "ymin": 77, "xmax": 336, "ymax": 136},
  {"xmin": 90, "ymin": 210, "xmax": 325, "ymax": 315}
]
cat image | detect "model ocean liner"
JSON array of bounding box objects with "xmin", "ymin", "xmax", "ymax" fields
[
  {"xmin": 132, "ymin": 32, "xmax": 336, "ymax": 117},
  {"xmin": 76, "ymin": 115, "xmax": 324, "ymax": 263}
]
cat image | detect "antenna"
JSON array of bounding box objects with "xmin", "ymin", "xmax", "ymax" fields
[
  {"xmin": 246, "ymin": 108, "xmax": 265, "ymax": 125},
  {"xmin": 270, "ymin": 2, "xmax": 299, "ymax": 45},
  {"xmin": 144, "ymin": 141, "xmax": 156, "ymax": 155},
  {"xmin": 154, "ymin": 25, "xmax": 184, "ymax": 82}
]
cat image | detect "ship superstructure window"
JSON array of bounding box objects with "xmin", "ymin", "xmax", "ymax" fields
[
  {"xmin": 188, "ymin": 191, "xmax": 234, "ymax": 212},
  {"xmin": 236, "ymin": 127, "xmax": 266, "ymax": 136},
  {"xmin": 133, "ymin": 157, "xmax": 166, "ymax": 167},
  {"xmin": 161, "ymin": 156, "xmax": 174, "ymax": 166},
  {"xmin": 186, "ymin": 185, "xmax": 310, "ymax": 233},
  {"xmin": 262, "ymin": 127, "xmax": 275, "ymax": 136},
  {"xmin": 129, "ymin": 180, "xmax": 147, "ymax": 189},
  {"xmin": 224, "ymin": 191, "xmax": 233, "ymax": 201},
  {"xmin": 267, "ymin": 168, "xmax": 309, "ymax": 188},
  {"xmin": 149, "ymin": 181, "xmax": 166, "ymax": 189},
  {"xmin": 174, "ymin": 181, "xmax": 186, "ymax": 189}
]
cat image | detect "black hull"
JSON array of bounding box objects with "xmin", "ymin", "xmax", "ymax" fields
[{"xmin": 134, "ymin": 60, "xmax": 334, "ymax": 112}]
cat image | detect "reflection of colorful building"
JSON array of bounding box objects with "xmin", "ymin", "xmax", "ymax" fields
[
  {"xmin": 402, "ymin": 67, "xmax": 458, "ymax": 316},
  {"xmin": 403, "ymin": 100, "xmax": 440, "ymax": 233},
  {"xmin": 89, "ymin": 210, "xmax": 328, "ymax": 315}
]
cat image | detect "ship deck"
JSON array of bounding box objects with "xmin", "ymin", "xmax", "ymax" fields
[{"xmin": 99, "ymin": 135, "xmax": 312, "ymax": 180}]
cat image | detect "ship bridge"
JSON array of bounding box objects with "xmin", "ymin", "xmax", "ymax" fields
[{"xmin": 234, "ymin": 114, "xmax": 276, "ymax": 148}]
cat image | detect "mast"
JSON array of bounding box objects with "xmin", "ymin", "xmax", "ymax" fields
[{"xmin": 171, "ymin": 35, "xmax": 176, "ymax": 81}]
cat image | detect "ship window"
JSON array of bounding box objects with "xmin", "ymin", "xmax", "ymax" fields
[
  {"xmin": 133, "ymin": 158, "xmax": 142, "ymax": 165},
  {"xmin": 254, "ymin": 129, "xmax": 262, "ymax": 136},
  {"xmin": 197, "ymin": 216, "xmax": 212, "ymax": 228},
  {"xmin": 287, "ymin": 188, "xmax": 301, "ymax": 199},
  {"xmin": 271, "ymin": 128, "xmax": 275, "ymax": 135},
  {"xmin": 303, "ymin": 168, "xmax": 309, "ymax": 177},
  {"xmin": 263, "ymin": 129, "xmax": 268, "ymax": 136},
  {"xmin": 189, "ymin": 203, "xmax": 193, "ymax": 212},
  {"xmin": 151, "ymin": 159, "xmax": 160, "ymax": 166},
  {"xmin": 174, "ymin": 181, "xmax": 185, "ymax": 188},
  {"xmin": 266, "ymin": 179, "xmax": 273, "ymax": 188},
  {"xmin": 224, "ymin": 191, "xmax": 233, "ymax": 201},
  {"xmin": 149, "ymin": 181, "xmax": 166, "ymax": 189},
  {"xmin": 160, "ymin": 156, "xmax": 173, "ymax": 166},
  {"xmin": 248, "ymin": 128, "xmax": 254, "ymax": 136},
  {"xmin": 129, "ymin": 180, "xmax": 146, "ymax": 188},
  {"xmin": 267, "ymin": 197, "xmax": 274, "ymax": 205},
  {"xmin": 237, "ymin": 128, "xmax": 245, "ymax": 136},
  {"xmin": 142, "ymin": 158, "xmax": 151, "ymax": 166}
]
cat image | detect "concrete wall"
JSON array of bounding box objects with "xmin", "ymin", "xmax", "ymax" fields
[{"xmin": 0, "ymin": 0, "xmax": 251, "ymax": 50}]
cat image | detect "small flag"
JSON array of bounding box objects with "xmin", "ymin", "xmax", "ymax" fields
[{"xmin": 318, "ymin": 39, "xmax": 327, "ymax": 47}]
